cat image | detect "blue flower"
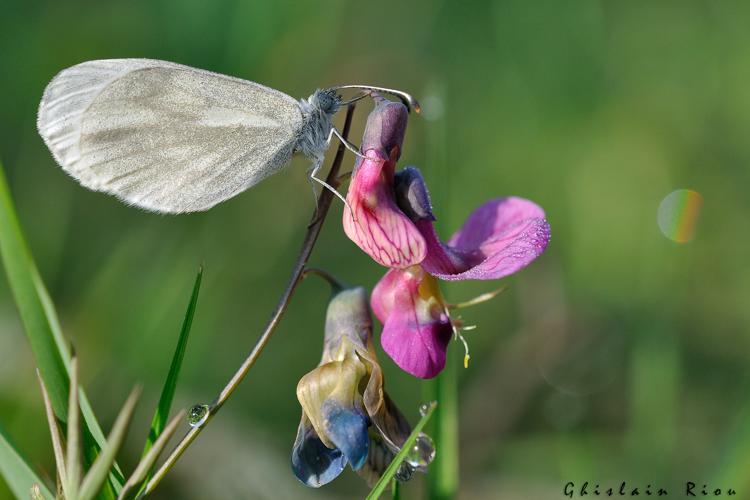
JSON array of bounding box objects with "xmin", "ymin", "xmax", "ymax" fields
[{"xmin": 291, "ymin": 287, "xmax": 412, "ymax": 487}]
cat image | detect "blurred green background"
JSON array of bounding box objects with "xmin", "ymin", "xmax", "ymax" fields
[{"xmin": 2, "ymin": 1, "xmax": 750, "ymax": 498}]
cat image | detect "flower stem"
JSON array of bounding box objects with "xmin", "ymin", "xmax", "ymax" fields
[
  {"xmin": 144, "ymin": 104, "xmax": 357, "ymax": 495},
  {"xmin": 425, "ymin": 351, "xmax": 460, "ymax": 499},
  {"xmin": 300, "ymin": 267, "xmax": 345, "ymax": 292},
  {"xmin": 391, "ymin": 478, "xmax": 400, "ymax": 499}
]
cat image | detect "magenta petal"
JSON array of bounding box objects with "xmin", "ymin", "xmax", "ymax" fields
[
  {"xmin": 343, "ymin": 151, "xmax": 427, "ymax": 269},
  {"xmin": 381, "ymin": 316, "xmax": 452, "ymax": 379},
  {"xmin": 372, "ymin": 268, "xmax": 452, "ymax": 379},
  {"xmin": 420, "ymin": 197, "xmax": 550, "ymax": 281}
]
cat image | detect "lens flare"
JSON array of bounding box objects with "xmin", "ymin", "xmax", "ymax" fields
[{"xmin": 657, "ymin": 189, "xmax": 703, "ymax": 243}]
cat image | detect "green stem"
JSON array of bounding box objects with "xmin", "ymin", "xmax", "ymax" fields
[
  {"xmin": 424, "ymin": 81, "xmax": 458, "ymax": 499},
  {"xmin": 425, "ymin": 357, "xmax": 459, "ymax": 499}
]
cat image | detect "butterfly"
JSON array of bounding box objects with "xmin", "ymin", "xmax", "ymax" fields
[{"xmin": 37, "ymin": 58, "xmax": 418, "ymax": 213}]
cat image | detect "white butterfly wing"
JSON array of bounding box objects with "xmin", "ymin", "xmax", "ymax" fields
[{"xmin": 37, "ymin": 59, "xmax": 304, "ymax": 213}]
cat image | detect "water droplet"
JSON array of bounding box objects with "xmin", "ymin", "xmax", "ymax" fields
[
  {"xmin": 187, "ymin": 404, "xmax": 209, "ymax": 427},
  {"xmin": 394, "ymin": 461, "xmax": 414, "ymax": 482},
  {"xmin": 657, "ymin": 189, "xmax": 703, "ymax": 243},
  {"xmin": 419, "ymin": 401, "xmax": 435, "ymax": 417},
  {"xmin": 404, "ymin": 433, "xmax": 436, "ymax": 469}
]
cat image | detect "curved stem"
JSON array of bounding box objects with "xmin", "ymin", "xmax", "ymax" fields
[
  {"xmin": 145, "ymin": 104, "xmax": 357, "ymax": 495},
  {"xmin": 300, "ymin": 267, "xmax": 345, "ymax": 292}
]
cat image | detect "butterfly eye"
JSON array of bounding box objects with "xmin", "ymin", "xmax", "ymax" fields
[{"xmin": 318, "ymin": 90, "xmax": 341, "ymax": 115}]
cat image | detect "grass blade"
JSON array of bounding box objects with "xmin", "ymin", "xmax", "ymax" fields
[
  {"xmin": 79, "ymin": 388, "xmax": 141, "ymax": 500},
  {"xmin": 142, "ymin": 266, "xmax": 202, "ymax": 456},
  {"xmin": 65, "ymin": 358, "xmax": 81, "ymax": 499},
  {"xmin": 0, "ymin": 162, "xmax": 68, "ymax": 418},
  {"xmin": 0, "ymin": 424, "xmax": 55, "ymax": 500},
  {"xmin": 36, "ymin": 369, "xmax": 67, "ymax": 492},
  {"xmin": 366, "ymin": 401, "xmax": 437, "ymax": 500},
  {"xmin": 0, "ymin": 161, "xmax": 122, "ymax": 495},
  {"xmin": 118, "ymin": 410, "xmax": 185, "ymax": 500}
]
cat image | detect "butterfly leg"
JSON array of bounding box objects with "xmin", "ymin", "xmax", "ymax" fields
[
  {"xmin": 326, "ymin": 126, "xmax": 365, "ymax": 159},
  {"xmin": 305, "ymin": 163, "xmax": 322, "ymax": 210},
  {"xmin": 333, "ymin": 127, "xmax": 365, "ymax": 159},
  {"xmin": 308, "ymin": 161, "xmax": 353, "ymax": 217}
]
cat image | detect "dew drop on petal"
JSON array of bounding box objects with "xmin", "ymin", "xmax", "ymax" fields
[
  {"xmin": 404, "ymin": 433, "xmax": 436, "ymax": 469},
  {"xmin": 657, "ymin": 189, "xmax": 703, "ymax": 243},
  {"xmin": 187, "ymin": 404, "xmax": 210, "ymax": 428},
  {"xmin": 394, "ymin": 462, "xmax": 414, "ymax": 482}
]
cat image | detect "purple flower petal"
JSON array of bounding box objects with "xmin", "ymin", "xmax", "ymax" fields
[
  {"xmin": 419, "ymin": 197, "xmax": 551, "ymax": 281},
  {"xmin": 343, "ymin": 150, "xmax": 427, "ymax": 268},
  {"xmin": 343, "ymin": 99, "xmax": 427, "ymax": 269},
  {"xmin": 360, "ymin": 96, "xmax": 408, "ymax": 155},
  {"xmin": 291, "ymin": 415, "xmax": 347, "ymax": 487},
  {"xmin": 371, "ymin": 267, "xmax": 452, "ymax": 379}
]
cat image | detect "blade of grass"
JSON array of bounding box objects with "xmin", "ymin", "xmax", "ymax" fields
[
  {"xmin": 79, "ymin": 388, "xmax": 141, "ymax": 500},
  {"xmin": 142, "ymin": 266, "xmax": 202, "ymax": 456},
  {"xmin": 0, "ymin": 162, "xmax": 123, "ymax": 495},
  {"xmin": 366, "ymin": 401, "xmax": 437, "ymax": 500},
  {"xmin": 0, "ymin": 423, "xmax": 55, "ymax": 500},
  {"xmin": 119, "ymin": 410, "xmax": 185, "ymax": 500},
  {"xmin": 36, "ymin": 369, "xmax": 67, "ymax": 493},
  {"xmin": 65, "ymin": 358, "xmax": 81, "ymax": 499},
  {"xmin": 0, "ymin": 162, "xmax": 68, "ymax": 418}
]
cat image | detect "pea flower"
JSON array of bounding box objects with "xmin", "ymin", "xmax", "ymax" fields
[
  {"xmin": 371, "ymin": 265, "xmax": 453, "ymax": 379},
  {"xmin": 343, "ymin": 97, "xmax": 551, "ymax": 379},
  {"xmin": 342, "ymin": 96, "xmax": 426, "ymax": 269},
  {"xmin": 291, "ymin": 287, "xmax": 416, "ymax": 487}
]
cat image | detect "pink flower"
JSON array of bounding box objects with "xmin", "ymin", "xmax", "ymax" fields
[
  {"xmin": 395, "ymin": 167, "xmax": 551, "ymax": 281},
  {"xmin": 342, "ymin": 99, "xmax": 426, "ymax": 269},
  {"xmin": 343, "ymin": 96, "xmax": 551, "ymax": 378},
  {"xmin": 371, "ymin": 266, "xmax": 453, "ymax": 379}
]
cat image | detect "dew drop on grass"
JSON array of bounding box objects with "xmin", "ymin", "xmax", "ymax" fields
[
  {"xmin": 395, "ymin": 462, "xmax": 414, "ymax": 482},
  {"xmin": 404, "ymin": 433, "xmax": 436, "ymax": 469},
  {"xmin": 418, "ymin": 401, "xmax": 436, "ymax": 417},
  {"xmin": 187, "ymin": 404, "xmax": 210, "ymax": 427}
]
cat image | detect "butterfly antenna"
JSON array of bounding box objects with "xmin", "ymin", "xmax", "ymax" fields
[{"xmin": 330, "ymin": 85, "xmax": 421, "ymax": 114}]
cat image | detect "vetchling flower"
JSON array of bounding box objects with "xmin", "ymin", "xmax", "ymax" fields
[
  {"xmin": 342, "ymin": 96, "xmax": 426, "ymax": 269},
  {"xmin": 291, "ymin": 287, "xmax": 418, "ymax": 487},
  {"xmin": 371, "ymin": 265, "xmax": 453, "ymax": 379},
  {"xmin": 342, "ymin": 96, "xmax": 551, "ymax": 379}
]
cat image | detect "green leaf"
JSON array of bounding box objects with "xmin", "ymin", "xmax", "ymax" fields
[
  {"xmin": 0, "ymin": 162, "xmax": 68, "ymax": 419},
  {"xmin": 65, "ymin": 358, "xmax": 81, "ymax": 499},
  {"xmin": 366, "ymin": 401, "xmax": 437, "ymax": 500},
  {"xmin": 0, "ymin": 423, "xmax": 54, "ymax": 500},
  {"xmin": 36, "ymin": 369, "xmax": 67, "ymax": 492},
  {"xmin": 143, "ymin": 266, "xmax": 202, "ymax": 456},
  {"xmin": 79, "ymin": 388, "xmax": 141, "ymax": 500},
  {"xmin": 0, "ymin": 161, "xmax": 122, "ymax": 496}
]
